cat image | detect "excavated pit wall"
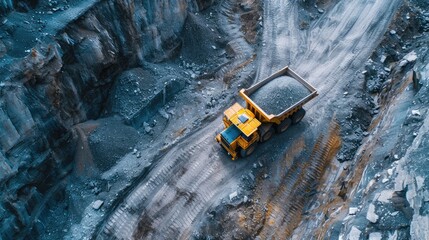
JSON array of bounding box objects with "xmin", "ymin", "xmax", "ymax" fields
[
  {"xmin": 0, "ymin": 0, "xmax": 16, "ymax": 15},
  {"xmin": 0, "ymin": 0, "xmax": 214, "ymax": 238}
]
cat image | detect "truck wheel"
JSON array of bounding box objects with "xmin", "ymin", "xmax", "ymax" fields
[
  {"xmin": 260, "ymin": 127, "xmax": 275, "ymax": 142},
  {"xmin": 240, "ymin": 144, "xmax": 256, "ymax": 157},
  {"xmin": 276, "ymin": 118, "xmax": 292, "ymax": 133},
  {"xmin": 291, "ymin": 108, "xmax": 306, "ymax": 124}
]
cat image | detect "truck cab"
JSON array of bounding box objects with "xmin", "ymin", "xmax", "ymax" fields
[{"xmin": 215, "ymin": 103, "xmax": 261, "ymax": 160}]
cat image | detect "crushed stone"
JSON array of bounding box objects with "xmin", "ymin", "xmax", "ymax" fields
[{"xmin": 250, "ymin": 76, "xmax": 310, "ymax": 115}]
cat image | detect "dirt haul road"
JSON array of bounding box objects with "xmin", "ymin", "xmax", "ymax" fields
[{"xmin": 96, "ymin": 0, "xmax": 402, "ymax": 239}]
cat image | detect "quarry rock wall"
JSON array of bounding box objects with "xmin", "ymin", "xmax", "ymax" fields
[{"xmin": 0, "ymin": 0, "xmax": 215, "ymax": 238}]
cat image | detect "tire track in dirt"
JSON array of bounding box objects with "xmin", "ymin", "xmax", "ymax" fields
[
  {"xmin": 216, "ymin": 0, "xmax": 256, "ymax": 86},
  {"xmin": 300, "ymin": 0, "xmax": 401, "ymax": 97},
  {"xmin": 257, "ymin": 120, "xmax": 341, "ymax": 239},
  {"xmin": 96, "ymin": 122, "xmax": 250, "ymax": 239},
  {"xmin": 97, "ymin": 138, "xmax": 210, "ymax": 239},
  {"xmin": 257, "ymin": 0, "xmax": 299, "ymax": 79},
  {"xmin": 147, "ymin": 152, "xmax": 221, "ymax": 239}
]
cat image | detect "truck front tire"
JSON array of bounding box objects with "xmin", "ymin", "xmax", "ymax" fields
[
  {"xmin": 291, "ymin": 108, "xmax": 306, "ymax": 124},
  {"xmin": 260, "ymin": 127, "xmax": 275, "ymax": 142},
  {"xmin": 240, "ymin": 144, "xmax": 256, "ymax": 157},
  {"xmin": 276, "ymin": 118, "xmax": 292, "ymax": 133}
]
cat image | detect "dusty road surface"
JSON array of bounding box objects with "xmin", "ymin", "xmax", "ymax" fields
[
  {"xmin": 97, "ymin": 120, "xmax": 241, "ymax": 239},
  {"xmin": 95, "ymin": 0, "xmax": 403, "ymax": 239}
]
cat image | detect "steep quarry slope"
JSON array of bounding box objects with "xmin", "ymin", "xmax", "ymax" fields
[
  {"xmin": 0, "ymin": 0, "xmax": 214, "ymax": 239},
  {"xmin": 336, "ymin": 45, "xmax": 429, "ymax": 240},
  {"xmin": 328, "ymin": 9, "xmax": 429, "ymax": 238}
]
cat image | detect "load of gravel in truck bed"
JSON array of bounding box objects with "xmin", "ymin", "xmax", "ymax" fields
[{"xmin": 250, "ymin": 76, "xmax": 311, "ymax": 115}]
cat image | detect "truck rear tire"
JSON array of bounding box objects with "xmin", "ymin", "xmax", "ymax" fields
[
  {"xmin": 240, "ymin": 144, "xmax": 256, "ymax": 157},
  {"xmin": 291, "ymin": 108, "xmax": 306, "ymax": 124},
  {"xmin": 260, "ymin": 127, "xmax": 275, "ymax": 142},
  {"xmin": 276, "ymin": 118, "xmax": 292, "ymax": 133}
]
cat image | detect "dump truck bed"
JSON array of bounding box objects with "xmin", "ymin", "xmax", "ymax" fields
[{"xmin": 239, "ymin": 66, "xmax": 317, "ymax": 124}]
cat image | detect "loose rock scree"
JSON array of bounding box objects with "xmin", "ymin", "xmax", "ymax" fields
[{"xmin": 250, "ymin": 76, "xmax": 311, "ymax": 115}]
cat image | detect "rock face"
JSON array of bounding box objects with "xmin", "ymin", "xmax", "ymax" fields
[
  {"xmin": 0, "ymin": 0, "xmax": 215, "ymax": 238},
  {"xmin": 394, "ymin": 121, "xmax": 429, "ymax": 239},
  {"xmin": 0, "ymin": 0, "xmax": 14, "ymax": 14},
  {"xmin": 366, "ymin": 203, "xmax": 379, "ymax": 223},
  {"xmin": 1, "ymin": 0, "xmax": 47, "ymax": 14},
  {"xmin": 339, "ymin": 36, "xmax": 429, "ymax": 240}
]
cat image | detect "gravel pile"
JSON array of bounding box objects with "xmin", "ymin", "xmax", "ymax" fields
[
  {"xmin": 250, "ymin": 76, "xmax": 310, "ymax": 115},
  {"xmin": 89, "ymin": 117, "xmax": 140, "ymax": 171}
]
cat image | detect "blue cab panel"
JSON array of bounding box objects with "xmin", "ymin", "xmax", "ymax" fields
[{"xmin": 221, "ymin": 124, "xmax": 241, "ymax": 144}]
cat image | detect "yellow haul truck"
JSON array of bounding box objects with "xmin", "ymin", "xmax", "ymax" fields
[{"xmin": 216, "ymin": 66, "xmax": 318, "ymax": 160}]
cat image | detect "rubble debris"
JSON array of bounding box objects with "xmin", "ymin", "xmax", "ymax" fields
[
  {"xmin": 399, "ymin": 51, "xmax": 417, "ymax": 68},
  {"xmin": 348, "ymin": 226, "xmax": 362, "ymax": 240},
  {"xmin": 92, "ymin": 200, "xmax": 104, "ymax": 210},
  {"xmin": 349, "ymin": 207, "xmax": 359, "ymax": 215},
  {"xmin": 367, "ymin": 203, "xmax": 379, "ymax": 223},
  {"xmin": 229, "ymin": 191, "xmax": 238, "ymax": 200},
  {"xmin": 158, "ymin": 109, "xmax": 170, "ymax": 119},
  {"xmin": 411, "ymin": 110, "xmax": 421, "ymax": 116},
  {"xmin": 403, "ymin": 51, "xmax": 417, "ymax": 63},
  {"xmin": 369, "ymin": 232, "xmax": 382, "ymax": 240},
  {"xmin": 143, "ymin": 122, "xmax": 153, "ymax": 135}
]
